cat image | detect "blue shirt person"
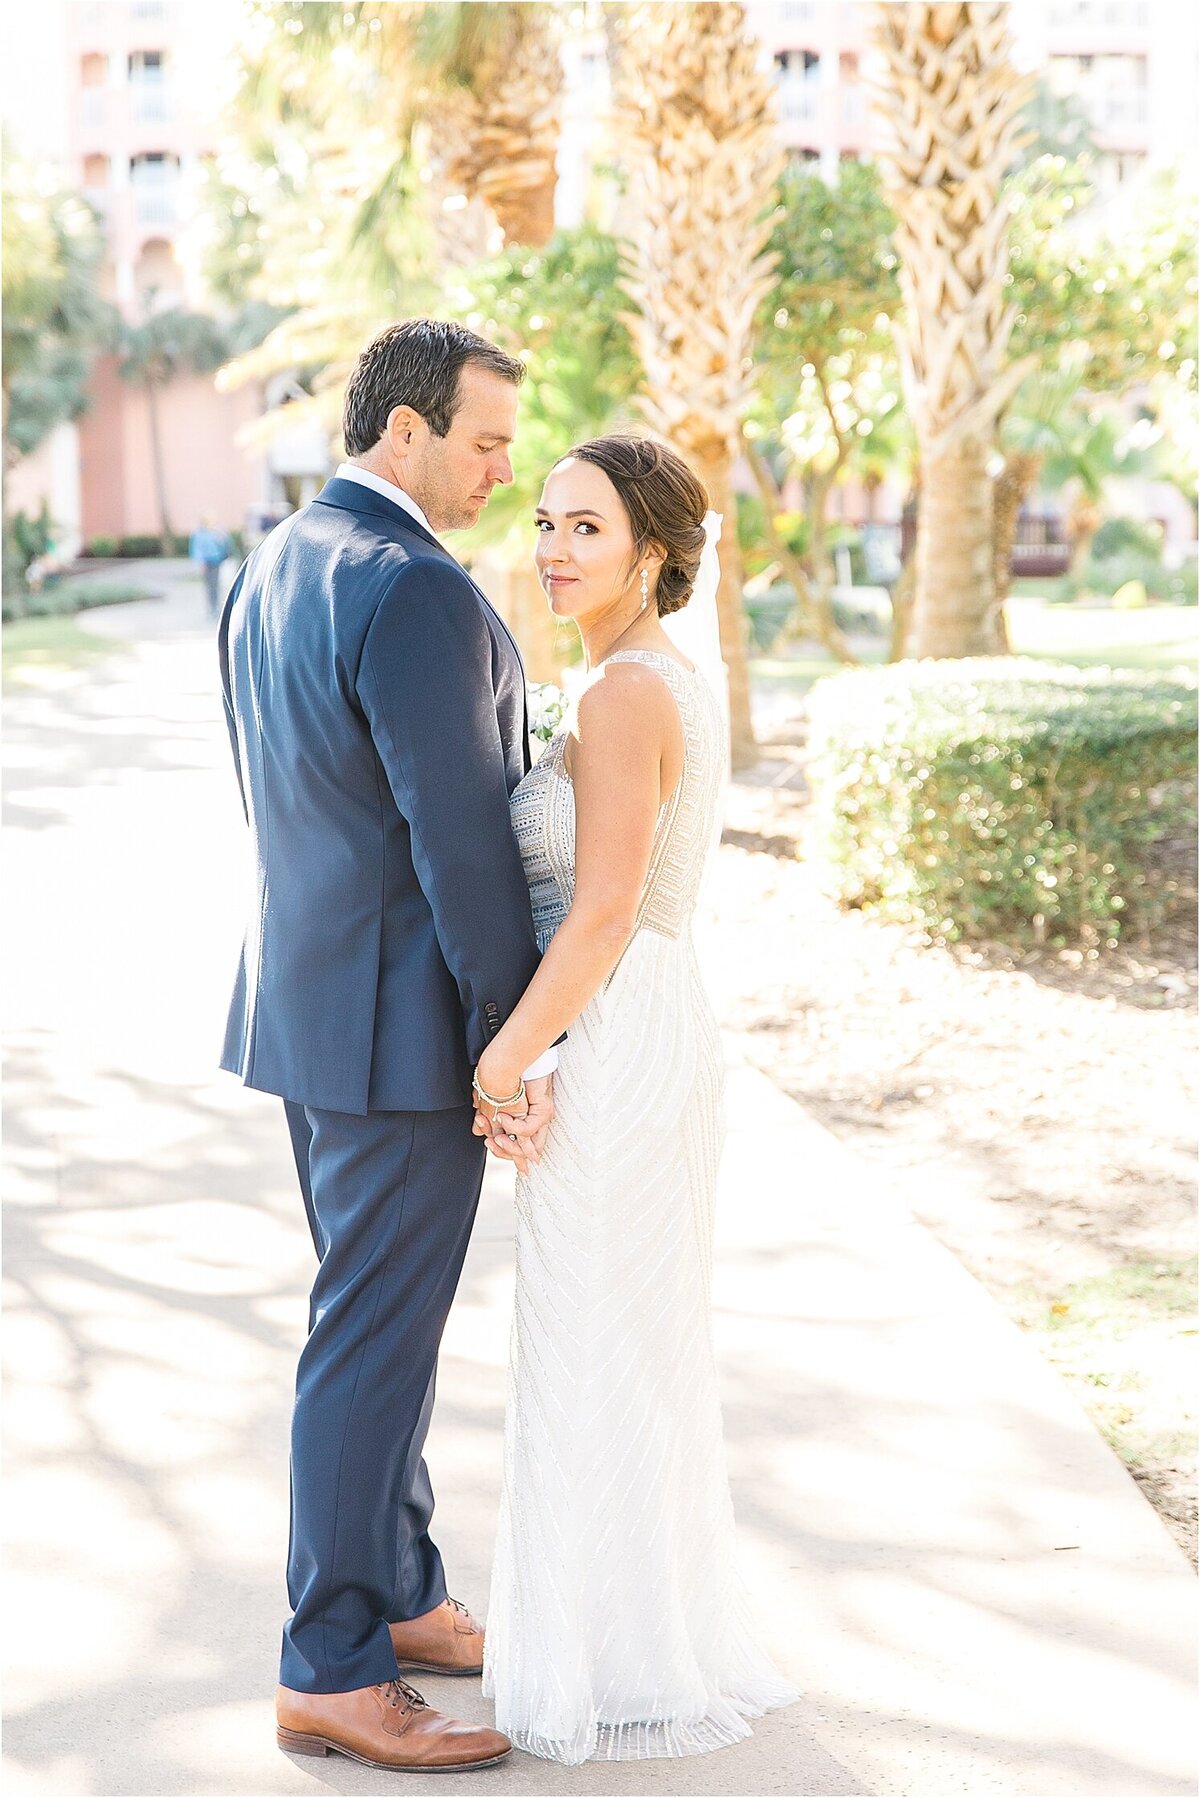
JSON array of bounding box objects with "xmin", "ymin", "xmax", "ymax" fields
[{"xmin": 190, "ymin": 518, "xmax": 233, "ymax": 618}]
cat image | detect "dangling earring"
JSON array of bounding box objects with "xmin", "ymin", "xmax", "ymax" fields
[{"xmin": 640, "ymin": 567, "xmax": 650, "ymax": 611}]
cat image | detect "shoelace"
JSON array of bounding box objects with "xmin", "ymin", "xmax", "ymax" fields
[
  {"xmin": 384, "ymin": 1678, "xmax": 427, "ymax": 1711},
  {"xmin": 447, "ymin": 1597, "xmax": 472, "ymax": 1622}
]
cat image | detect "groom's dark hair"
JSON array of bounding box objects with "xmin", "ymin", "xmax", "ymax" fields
[{"xmin": 343, "ymin": 319, "xmax": 525, "ymax": 453}]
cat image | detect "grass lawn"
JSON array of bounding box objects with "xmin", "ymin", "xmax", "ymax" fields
[
  {"xmin": 2, "ymin": 613, "xmax": 128, "ymax": 687},
  {"xmin": 752, "ymin": 598, "xmax": 1198, "ymax": 708}
]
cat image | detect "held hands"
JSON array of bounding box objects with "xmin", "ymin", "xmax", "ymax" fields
[{"xmin": 472, "ymin": 1070, "xmax": 555, "ymax": 1177}]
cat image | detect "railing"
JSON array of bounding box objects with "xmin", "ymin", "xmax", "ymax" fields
[
  {"xmin": 894, "ymin": 511, "xmax": 1070, "ymax": 577},
  {"xmin": 777, "ymin": 80, "xmax": 819, "ymax": 124},
  {"xmin": 1046, "ymin": 1, "xmax": 1149, "ymax": 30},
  {"xmin": 130, "ymin": 84, "xmax": 170, "ymax": 124},
  {"xmin": 1089, "ymin": 90, "xmax": 1150, "ymax": 135},
  {"xmin": 132, "ymin": 184, "xmax": 177, "ymax": 227}
]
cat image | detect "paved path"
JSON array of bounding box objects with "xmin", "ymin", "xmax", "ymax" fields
[{"xmin": 3, "ymin": 570, "xmax": 1196, "ymax": 1796}]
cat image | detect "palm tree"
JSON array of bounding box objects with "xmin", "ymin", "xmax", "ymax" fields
[
  {"xmin": 998, "ymin": 367, "xmax": 1159, "ymax": 591},
  {"xmin": 215, "ymin": 4, "xmax": 565, "ymax": 457},
  {"xmin": 239, "ymin": 3, "xmax": 564, "ymax": 253},
  {"xmin": 611, "ymin": 1, "xmax": 783, "ymax": 767},
  {"xmin": 118, "ymin": 303, "xmax": 229, "ymax": 548},
  {"xmin": 871, "ymin": 3, "xmax": 1036, "ymax": 657},
  {"xmin": 415, "ymin": 2, "xmax": 564, "ymax": 249}
]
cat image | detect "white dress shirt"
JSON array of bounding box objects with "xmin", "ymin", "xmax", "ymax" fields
[{"xmin": 333, "ymin": 462, "xmax": 557, "ymax": 1085}]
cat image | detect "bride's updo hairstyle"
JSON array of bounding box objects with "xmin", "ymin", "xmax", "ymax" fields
[{"xmin": 566, "ymin": 435, "xmax": 708, "ymax": 616}]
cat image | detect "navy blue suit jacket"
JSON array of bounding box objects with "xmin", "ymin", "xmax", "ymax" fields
[{"xmin": 217, "ymin": 477, "xmax": 542, "ymax": 1115}]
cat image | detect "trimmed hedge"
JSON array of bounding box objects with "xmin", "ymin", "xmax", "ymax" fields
[{"xmin": 807, "ymin": 657, "xmax": 1197, "ymax": 946}]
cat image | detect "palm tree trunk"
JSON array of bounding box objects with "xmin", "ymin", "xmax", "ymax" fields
[
  {"xmin": 913, "ymin": 435, "xmax": 995, "ymax": 657},
  {"xmin": 696, "ymin": 451, "xmax": 757, "ymax": 768},
  {"xmin": 888, "ymin": 554, "xmax": 915, "ymax": 661},
  {"xmin": 993, "ymin": 448, "xmax": 1043, "ymax": 606},
  {"xmin": 611, "ymin": 0, "xmax": 783, "ymax": 772},
  {"xmin": 146, "ymin": 378, "xmax": 173, "ymax": 550},
  {"xmin": 872, "ymin": 3, "xmax": 1036, "ymax": 661}
]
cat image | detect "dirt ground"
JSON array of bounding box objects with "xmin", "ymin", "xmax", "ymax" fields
[{"xmin": 702, "ymin": 716, "xmax": 1198, "ymax": 1568}]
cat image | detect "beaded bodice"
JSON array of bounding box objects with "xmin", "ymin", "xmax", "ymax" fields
[{"xmin": 509, "ymin": 649, "xmax": 726, "ymax": 957}]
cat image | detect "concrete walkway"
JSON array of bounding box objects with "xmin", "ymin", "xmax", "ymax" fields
[{"xmin": 3, "ymin": 569, "xmax": 1196, "ymax": 1797}]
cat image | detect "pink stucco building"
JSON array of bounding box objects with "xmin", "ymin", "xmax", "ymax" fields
[{"xmin": 66, "ymin": 0, "xmax": 271, "ymax": 544}]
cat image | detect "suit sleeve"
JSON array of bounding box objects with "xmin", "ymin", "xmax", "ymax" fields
[
  {"xmin": 217, "ymin": 565, "xmax": 248, "ymax": 823},
  {"xmin": 356, "ymin": 559, "xmax": 541, "ymax": 1069}
]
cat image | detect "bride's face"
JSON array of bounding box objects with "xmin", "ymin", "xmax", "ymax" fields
[{"xmin": 534, "ymin": 458, "xmax": 644, "ymax": 624}]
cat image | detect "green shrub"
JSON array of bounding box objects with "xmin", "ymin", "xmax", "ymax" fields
[
  {"xmin": 1065, "ymin": 550, "xmax": 1197, "ymax": 605},
  {"xmin": 19, "ymin": 579, "xmax": 152, "ymax": 618},
  {"xmin": 85, "ymin": 535, "xmax": 119, "ymax": 558},
  {"xmin": 807, "ymin": 657, "xmax": 1197, "ymax": 947},
  {"xmin": 745, "ymin": 585, "xmax": 796, "ymax": 650},
  {"xmin": 117, "ymin": 534, "xmax": 164, "ymax": 558},
  {"xmin": 1092, "ymin": 516, "xmax": 1163, "ymax": 561}
]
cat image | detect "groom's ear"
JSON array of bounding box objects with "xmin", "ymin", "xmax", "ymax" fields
[{"xmin": 385, "ymin": 405, "xmax": 422, "ymax": 456}]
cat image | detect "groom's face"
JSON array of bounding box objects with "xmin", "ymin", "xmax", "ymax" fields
[{"xmin": 402, "ymin": 365, "xmax": 517, "ymax": 533}]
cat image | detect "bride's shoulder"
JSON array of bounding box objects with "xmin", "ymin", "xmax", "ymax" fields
[
  {"xmin": 576, "ymin": 654, "xmax": 678, "ymax": 717},
  {"xmin": 564, "ymin": 655, "xmax": 681, "ymax": 774}
]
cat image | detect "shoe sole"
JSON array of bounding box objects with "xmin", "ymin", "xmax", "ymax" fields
[
  {"xmin": 394, "ymin": 1659, "xmax": 484, "ymax": 1677},
  {"xmin": 277, "ymin": 1727, "xmax": 510, "ymax": 1771}
]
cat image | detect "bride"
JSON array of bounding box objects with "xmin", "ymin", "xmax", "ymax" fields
[{"xmin": 468, "ymin": 434, "xmax": 799, "ymax": 1763}]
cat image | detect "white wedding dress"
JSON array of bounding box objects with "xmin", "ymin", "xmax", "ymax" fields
[{"xmin": 483, "ymin": 647, "xmax": 799, "ymax": 1763}]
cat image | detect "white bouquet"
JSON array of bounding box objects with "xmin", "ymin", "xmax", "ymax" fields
[{"xmin": 527, "ymin": 680, "xmax": 568, "ymax": 746}]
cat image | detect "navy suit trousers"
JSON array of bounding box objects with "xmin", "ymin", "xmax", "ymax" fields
[{"xmin": 280, "ymin": 1100, "xmax": 487, "ymax": 1693}]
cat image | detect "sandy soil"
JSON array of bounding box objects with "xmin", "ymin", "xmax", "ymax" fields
[{"xmin": 699, "ymin": 717, "xmax": 1198, "ymax": 1567}]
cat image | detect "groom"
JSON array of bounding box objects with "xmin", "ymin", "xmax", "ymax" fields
[{"xmin": 218, "ymin": 320, "xmax": 555, "ymax": 1771}]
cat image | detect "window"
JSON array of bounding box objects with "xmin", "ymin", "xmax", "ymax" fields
[{"xmin": 128, "ymin": 50, "xmax": 165, "ymax": 83}]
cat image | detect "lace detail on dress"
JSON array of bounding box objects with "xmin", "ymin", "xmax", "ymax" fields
[{"xmin": 489, "ymin": 648, "xmax": 799, "ymax": 1764}]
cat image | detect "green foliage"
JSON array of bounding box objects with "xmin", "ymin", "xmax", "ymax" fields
[
  {"xmin": 736, "ymin": 490, "xmax": 808, "ymax": 574},
  {"xmin": 118, "ymin": 306, "xmax": 232, "ymax": 388},
  {"xmin": 807, "ymin": 658, "xmax": 1198, "ymax": 946},
  {"xmin": 1007, "ymin": 158, "xmax": 1198, "ymax": 396},
  {"xmin": 2, "ymin": 147, "xmax": 115, "ymax": 466},
  {"xmin": 443, "ymin": 226, "xmax": 642, "ymax": 549},
  {"xmin": 7, "ymin": 577, "xmax": 153, "ymax": 622},
  {"xmin": 198, "ymin": 3, "xmax": 441, "ymax": 323},
  {"xmin": 1064, "ymin": 550, "xmax": 1197, "ymax": 606},
  {"xmin": 751, "ymin": 161, "xmax": 909, "ymax": 480},
  {"xmin": 1091, "ymin": 516, "xmax": 1164, "ymax": 561},
  {"xmin": 10, "ymin": 504, "xmax": 55, "ymax": 570},
  {"xmin": 1015, "ymin": 76, "xmax": 1099, "ymax": 170}
]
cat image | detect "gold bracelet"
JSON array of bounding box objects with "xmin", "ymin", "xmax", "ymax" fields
[{"xmin": 472, "ymin": 1072, "xmax": 526, "ymax": 1109}]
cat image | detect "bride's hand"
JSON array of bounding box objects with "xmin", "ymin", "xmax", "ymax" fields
[
  {"xmin": 498, "ymin": 1074, "xmax": 555, "ymax": 1163},
  {"xmin": 472, "ymin": 1075, "xmax": 554, "ymax": 1173}
]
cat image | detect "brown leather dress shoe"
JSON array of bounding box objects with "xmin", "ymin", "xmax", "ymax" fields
[
  {"xmin": 275, "ymin": 1678, "xmax": 510, "ymax": 1771},
  {"xmin": 389, "ymin": 1596, "xmax": 485, "ymax": 1676}
]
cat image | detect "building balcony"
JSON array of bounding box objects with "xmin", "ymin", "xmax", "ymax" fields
[
  {"xmin": 130, "ymin": 83, "xmax": 171, "ymax": 125},
  {"xmin": 1088, "ymin": 89, "xmax": 1150, "ymax": 140},
  {"xmin": 132, "ymin": 183, "xmax": 178, "ymax": 228},
  {"xmin": 1044, "ymin": 0, "xmax": 1150, "ymax": 52},
  {"xmin": 777, "ymin": 78, "xmax": 820, "ymax": 125}
]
